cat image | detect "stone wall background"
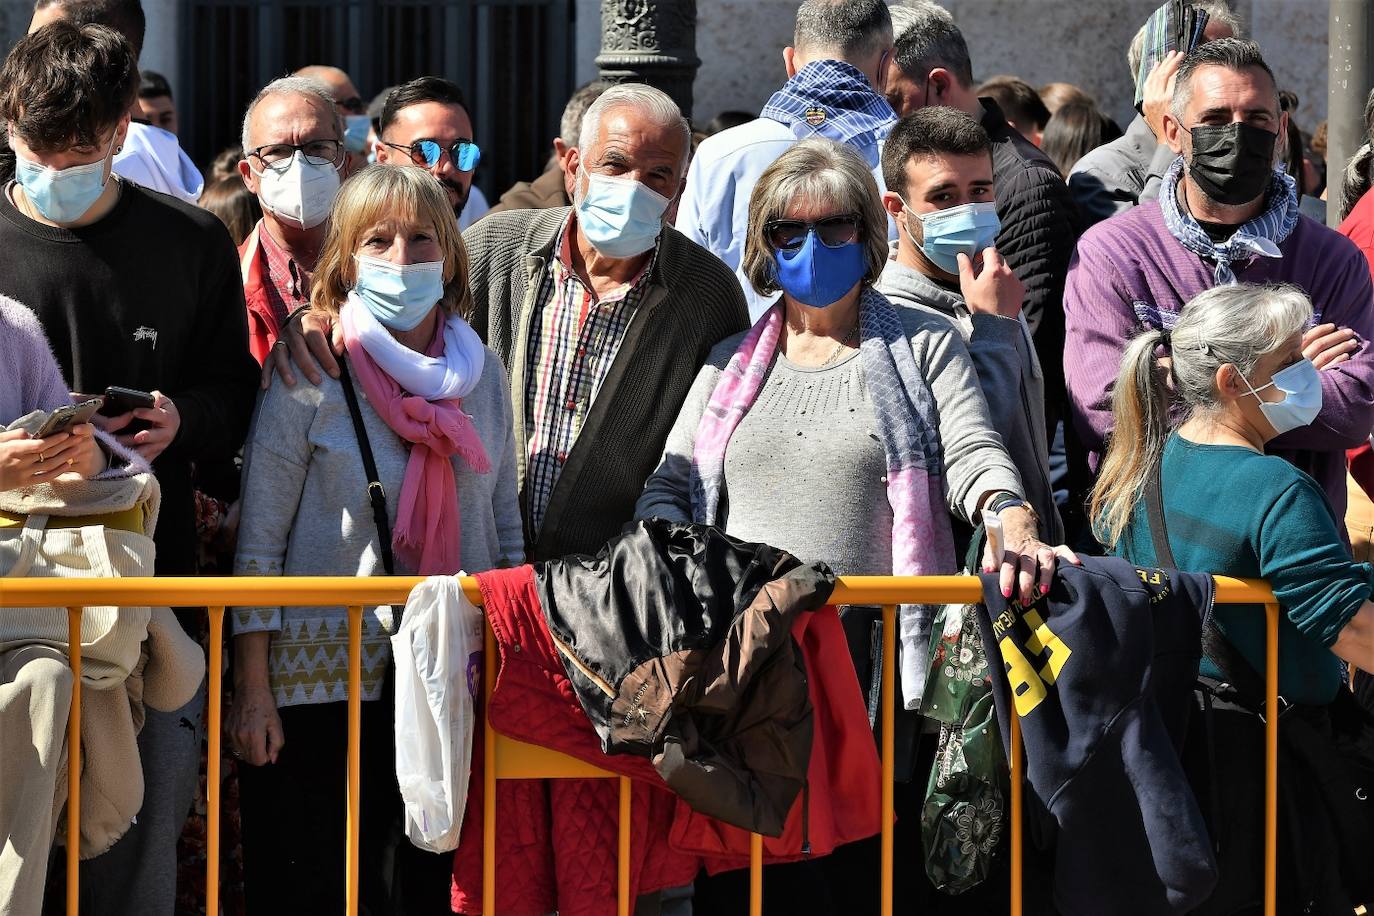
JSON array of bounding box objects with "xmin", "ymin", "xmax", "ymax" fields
[{"xmin": 576, "ymin": 0, "xmax": 1332, "ymax": 138}]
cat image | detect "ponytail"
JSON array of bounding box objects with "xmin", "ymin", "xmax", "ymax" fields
[{"xmin": 1089, "ymin": 329, "xmax": 1173, "ymax": 549}]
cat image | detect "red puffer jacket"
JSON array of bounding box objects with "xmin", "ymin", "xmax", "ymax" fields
[{"xmin": 451, "ymin": 566, "xmax": 882, "ymax": 915}]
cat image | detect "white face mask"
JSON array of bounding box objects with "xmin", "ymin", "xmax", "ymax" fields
[
  {"xmin": 253, "ymin": 150, "xmax": 340, "ymax": 229},
  {"xmin": 1240, "ymin": 357, "xmax": 1323, "ymax": 436}
]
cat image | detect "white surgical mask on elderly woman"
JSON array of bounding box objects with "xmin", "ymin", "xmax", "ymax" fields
[
  {"xmin": 1240, "ymin": 357, "xmax": 1322, "ymax": 435},
  {"xmin": 575, "ymin": 170, "xmax": 671, "ymax": 258},
  {"xmin": 352, "ymin": 254, "xmax": 446, "ymax": 331}
]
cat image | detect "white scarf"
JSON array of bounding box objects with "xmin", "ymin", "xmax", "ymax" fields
[{"xmin": 343, "ymin": 292, "xmax": 485, "ymax": 400}]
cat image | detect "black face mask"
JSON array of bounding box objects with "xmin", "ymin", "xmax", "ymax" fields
[{"xmin": 1187, "ymin": 121, "xmax": 1278, "ymax": 206}]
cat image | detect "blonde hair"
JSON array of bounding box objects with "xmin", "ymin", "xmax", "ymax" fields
[
  {"xmin": 1089, "ymin": 283, "xmax": 1311, "ymax": 548},
  {"xmin": 741, "ymin": 138, "xmax": 890, "ymax": 298},
  {"xmin": 311, "ymin": 164, "xmax": 473, "ymax": 320}
]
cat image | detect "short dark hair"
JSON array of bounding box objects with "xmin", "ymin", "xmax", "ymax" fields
[
  {"xmin": 367, "ymin": 85, "xmax": 396, "ymax": 133},
  {"xmin": 1171, "ymin": 38, "xmax": 1278, "ymax": 120},
  {"xmin": 891, "ymin": 1, "xmax": 974, "ymax": 89},
  {"xmin": 34, "ymin": 0, "xmax": 145, "ymax": 57},
  {"xmin": 379, "ymin": 76, "xmax": 470, "ymax": 136},
  {"xmin": 978, "ymin": 75, "xmax": 1051, "ymax": 133},
  {"xmin": 793, "ymin": 0, "xmax": 893, "ymax": 61},
  {"xmin": 0, "ymin": 20, "xmax": 138, "ymax": 152},
  {"xmin": 881, "ymin": 106, "xmax": 992, "ymax": 197},
  {"xmin": 139, "ymin": 68, "xmax": 171, "ymax": 99}
]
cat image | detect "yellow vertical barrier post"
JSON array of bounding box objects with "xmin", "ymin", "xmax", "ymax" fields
[
  {"xmin": 345, "ymin": 606, "xmax": 362, "ymax": 916},
  {"xmin": 482, "ymin": 625, "xmax": 497, "ymax": 915},
  {"xmin": 66, "ymin": 607, "xmax": 83, "ymax": 916},
  {"xmin": 618, "ymin": 776, "xmax": 632, "ymax": 916},
  {"xmin": 749, "ymin": 833, "xmax": 763, "ymax": 916},
  {"xmin": 880, "ymin": 604, "xmax": 895, "ymax": 916},
  {"xmin": 1008, "ymin": 700, "xmax": 1023, "ymax": 916},
  {"xmin": 1264, "ymin": 602, "xmax": 1279, "ymax": 916},
  {"xmin": 206, "ymin": 607, "xmax": 224, "ymax": 916}
]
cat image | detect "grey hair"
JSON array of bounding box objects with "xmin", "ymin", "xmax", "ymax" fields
[
  {"xmin": 1090, "ymin": 283, "xmax": 1311, "ymax": 547},
  {"xmin": 741, "ymin": 138, "xmax": 890, "ymax": 297},
  {"xmin": 891, "ymin": 1, "xmax": 974, "ymax": 89},
  {"xmin": 1339, "ymin": 86, "xmax": 1374, "ymax": 220},
  {"xmin": 794, "ymin": 0, "xmax": 893, "ymax": 61},
  {"xmin": 241, "ymin": 75, "xmax": 344, "ymax": 155},
  {"xmin": 1170, "ymin": 38, "xmax": 1277, "ymax": 122},
  {"xmin": 577, "ymin": 83, "xmax": 691, "ymax": 171},
  {"xmin": 560, "ymin": 80, "xmax": 609, "ymax": 148},
  {"xmin": 1127, "ymin": 1, "xmax": 1245, "ymax": 78}
]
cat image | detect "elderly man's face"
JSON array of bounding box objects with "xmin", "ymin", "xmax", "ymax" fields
[
  {"xmin": 566, "ymin": 108, "xmax": 686, "ymax": 203},
  {"xmin": 376, "ymin": 101, "xmax": 476, "ymax": 218},
  {"xmin": 238, "ymin": 93, "xmax": 343, "ymax": 199}
]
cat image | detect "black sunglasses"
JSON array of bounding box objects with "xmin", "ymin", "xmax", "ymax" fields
[
  {"xmin": 765, "ymin": 214, "xmax": 863, "ymax": 252},
  {"xmin": 338, "ymin": 96, "xmax": 366, "ymax": 114}
]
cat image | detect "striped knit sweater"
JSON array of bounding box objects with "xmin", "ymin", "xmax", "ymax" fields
[{"xmin": 462, "ymin": 207, "xmax": 750, "ymax": 560}]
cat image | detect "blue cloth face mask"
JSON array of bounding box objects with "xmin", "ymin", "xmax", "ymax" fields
[
  {"xmin": 773, "ymin": 230, "xmax": 867, "ymax": 308},
  {"xmin": 343, "ymin": 115, "xmax": 371, "ymax": 154},
  {"xmin": 575, "ymin": 171, "xmax": 671, "ymax": 259},
  {"xmin": 14, "ymin": 133, "xmax": 117, "ymax": 224},
  {"xmin": 906, "ymin": 200, "xmax": 1001, "ymax": 275},
  {"xmin": 352, "ymin": 255, "xmax": 446, "ymax": 331},
  {"xmin": 1242, "ymin": 357, "xmax": 1323, "ymax": 435}
]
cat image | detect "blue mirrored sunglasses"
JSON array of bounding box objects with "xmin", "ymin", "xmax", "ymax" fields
[{"xmin": 385, "ymin": 138, "xmax": 481, "ymax": 172}]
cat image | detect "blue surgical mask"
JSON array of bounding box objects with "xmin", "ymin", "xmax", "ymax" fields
[
  {"xmin": 575, "ymin": 171, "xmax": 670, "ymax": 258},
  {"xmin": 14, "ymin": 133, "xmax": 117, "ymax": 224},
  {"xmin": 343, "ymin": 115, "xmax": 371, "ymax": 154},
  {"xmin": 773, "ymin": 230, "xmax": 866, "ymax": 308},
  {"xmin": 352, "ymin": 255, "xmax": 446, "ymax": 331},
  {"xmin": 906, "ymin": 201, "xmax": 1001, "ymax": 275},
  {"xmin": 1242, "ymin": 358, "xmax": 1323, "ymax": 435}
]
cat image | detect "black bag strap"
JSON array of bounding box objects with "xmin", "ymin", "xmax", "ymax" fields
[
  {"xmin": 1147, "ymin": 462, "xmax": 1266, "ymax": 698},
  {"xmin": 337, "ymin": 356, "xmax": 396, "ymax": 578}
]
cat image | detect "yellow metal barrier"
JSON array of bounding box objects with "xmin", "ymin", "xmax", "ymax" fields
[{"xmin": 0, "ymin": 574, "xmax": 1278, "ymax": 916}]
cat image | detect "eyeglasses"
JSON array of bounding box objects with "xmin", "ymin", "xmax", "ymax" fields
[
  {"xmin": 248, "ymin": 139, "xmax": 344, "ymax": 170},
  {"xmin": 337, "ymin": 96, "xmax": 366, "ymax": 114},
  {"xmin": 764, "ymin": 214, "xmax": 863, "ymax": 252},
  {"xmin": 381, "ymin": 138, "xmax": 481, "ymax": 173}
]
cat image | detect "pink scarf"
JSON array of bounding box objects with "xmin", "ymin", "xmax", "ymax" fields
[{"xmin": 340, "ymin": 307, "xmax": 490, "ymax": 575}]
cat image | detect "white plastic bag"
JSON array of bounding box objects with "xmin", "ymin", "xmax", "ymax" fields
[{"xmin": 392, "ymin": 575, "xmax": 483, "ymax": 853}]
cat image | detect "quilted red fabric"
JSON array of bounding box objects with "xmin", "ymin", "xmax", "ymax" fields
[{"xmin": 451, "ymin": 566, "xmax": 882, "ymax": 914}]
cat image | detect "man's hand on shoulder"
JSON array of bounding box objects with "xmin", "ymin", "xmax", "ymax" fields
[{"xmin": 261, "ymin": 310, "xmax": 343, "ymax": 390}]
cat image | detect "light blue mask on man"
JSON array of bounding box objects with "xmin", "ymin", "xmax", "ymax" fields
[
  {"xmin": 575, "ymin": 171, "xmax": 671, "ymax": 259},
  {"xmin": 905, "ymin": 201, "xmax": 1001, "ymax": 275},
  {"xmin": 14, "ymin": 133, "xmax": 117, "ymax": 224},
  {"xmin": 352, "ymin": 255, "xmax": 446, "ymax": 331},
  {"xmin": 343, "ymin": 115, "xmax": 371, "ymax": 154}
]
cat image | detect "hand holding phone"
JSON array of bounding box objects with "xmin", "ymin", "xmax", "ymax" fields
[
  {"xmin": 34, "ymin": 398, "xmax": 104, "ymax": 438},
  {"xmin": 98, "ymin": 386, "xmax": 156, "ymax": 435}
]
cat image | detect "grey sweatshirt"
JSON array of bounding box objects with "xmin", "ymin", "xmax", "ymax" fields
[
  {"xmin": 635, "ymin": 300, "xmax": 1024, "ymax": 573},
  {"xmin": 876, "ymin": 260, "xmax": 1064, "ymax": 543},
  {"xmin": 233, "ymin": 348, "xmax": 524, "ymax": 708}
]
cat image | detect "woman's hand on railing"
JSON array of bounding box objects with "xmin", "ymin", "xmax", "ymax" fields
[
  {"xmin": 987, "ymin": 505, "xmax": 1082, "ymax": 605},
  {"xmin": 227, "ymin": 683, "xmax": 285, "ymax": 766}
]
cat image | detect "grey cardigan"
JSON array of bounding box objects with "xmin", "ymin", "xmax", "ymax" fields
[
  {"xmin": 636, "ymin": 295, "xmax": 1025, "ymax": 542},
  {"xmin": 877, "ymin": 260, "xmax": 1064, "ymax": 543},
  {"xmin": 462, "ymin": 206, "xmax": 749, "ymax": 560},
  {"xmin": 232, "ymin": 348, "xmax": 523, "ymax": 707}
]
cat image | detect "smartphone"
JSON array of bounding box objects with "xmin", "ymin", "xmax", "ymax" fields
[
  {"xmin": 34, "ymin": 397, "xmax": 104, "ymax": 438},
  {"xmin": 98, "ymin": 386, "xmax": 156, "ymax": 435}
]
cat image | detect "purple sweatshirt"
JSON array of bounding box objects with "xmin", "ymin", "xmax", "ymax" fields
[
  {"xmin": 1, "ymin": 294, "xmax": 73, "ymax": 423},
  {"xmin": 1064, "ymin": 201, "xmax": 1374, "ymax": 522}
]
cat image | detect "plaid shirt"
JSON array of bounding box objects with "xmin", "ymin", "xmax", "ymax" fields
[
  {"xmin": 523, "ymin": 214, "xmax": 656, "ymax": 535},
  {"xmin": 258, "ymin": 224, "xmax": 310, "ymax": 327},
  {"xmin": 759, "ymin": 60, "xmax": 895, "ymax": 165}
]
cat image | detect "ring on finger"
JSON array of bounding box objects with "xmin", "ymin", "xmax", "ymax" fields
[{"xmin": 36, "ymin": 452, "xmax": 44, "ymax": 463}]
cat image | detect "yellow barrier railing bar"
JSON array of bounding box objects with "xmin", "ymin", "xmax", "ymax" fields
[
  {"xmin": 0, "ymin": 574, "xmax": 1276, "ymax": 916},
  {"xmin": 206, "ymin": 606, "xmax": 224, "ymax": 916},
  {"xmin": 65, "ymin": 607, "xmax": 81, "ymax": 916},
  {"xmin": 880, "ymin": 603, "xmax": 896, "ymax": 916},
  {"xmin": 346, "ymin": 606, "xmax": 363, "ymax": 916},
  {"xmin": 1264, "ymin": 600, "xmax": 1279, "ymax": 914}
]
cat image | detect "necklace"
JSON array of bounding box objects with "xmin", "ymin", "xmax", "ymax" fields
[{"xmin": 819, "ymin": 319, "xmax": 860, "ymax": 368}]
